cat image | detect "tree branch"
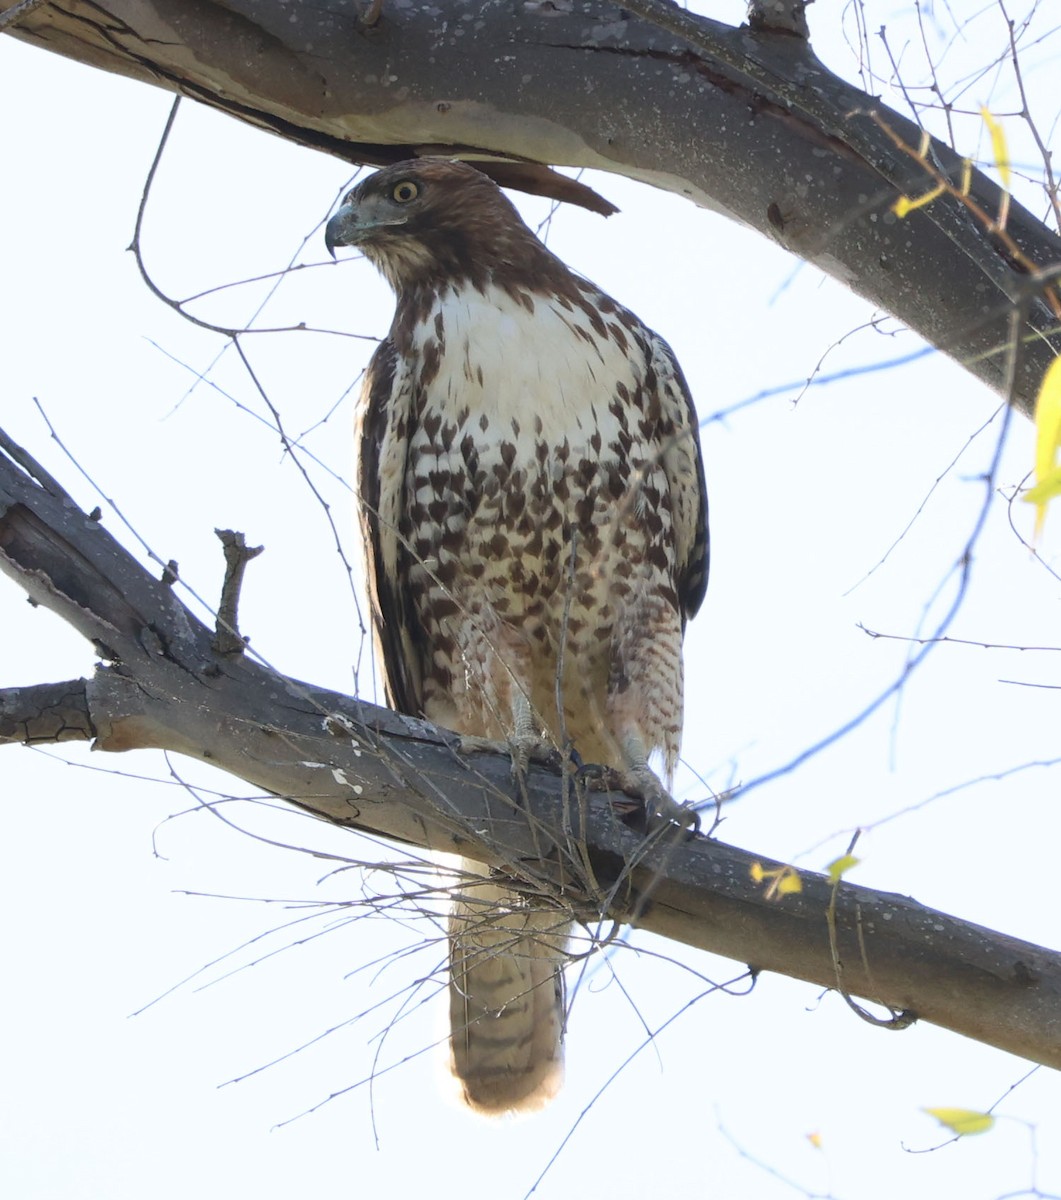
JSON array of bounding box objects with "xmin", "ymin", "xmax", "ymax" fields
[
  {"xmin": 2, "ymin": 431, "xmax": 1059, "ymax": 1070},
  {"xmin": 4, "ymin": 0, "xmax": 1059, "ymax": 413},
  {"xmin": 746, "ymin": 0, "xmax": 810, "ymax": 37}
]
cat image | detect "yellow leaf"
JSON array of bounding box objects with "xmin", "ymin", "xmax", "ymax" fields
[
  {"xmin": 923, "ymin": 1107, "xmax": 995, "ymax": 1136},
  {"xmin": 750, "ymin": 862, "xmax": 802, "ymax": 898},
  {"xmin": 1024, "ymin": 357, "xmax": 1061, "ymax": 538},
  {"xmin": 1024, "ymin": 466, "xmax": 1061, "ymax": 506},
  {"xmin": 959, "ymin": 157, "xmax": 973, "ymax": 196},
  {"xmin": 827, "ymin": 854, "xmax": 861, "ymax": 883},
  {"xmin": 776, "ymin": 868, "xmax": 803, "ymax": 895},
  {"xmin": 980, "ymin": 107, "xmax": 1011, "ymax": 191},
  {"xmin": 807, "ymin": 1131, "xmax": 823, "ymax": 1150},
  {"xmin": 893, "ymin": 185, "xmax": 945, "ymax": 217},
  {"xmin": 1034, "ymin": 360, "xmax": 1061, "ymax": 480}
]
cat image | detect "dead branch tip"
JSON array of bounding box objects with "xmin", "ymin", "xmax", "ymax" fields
[{"xmin": 212, "ymin": 529, "xmax": 263, "ymax": 657}]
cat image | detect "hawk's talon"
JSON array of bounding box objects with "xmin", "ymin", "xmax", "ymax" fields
[
  {"xmin": 457, "ymin": 733, "xmax": 564, "ymax": 779},
  {"xmin": 573, "ymin": 761, "xmax": 610, "ymax": 785},
  {"xmin": 457, "ymin": 733, "xmax": 511, "ymax": 757},
  {"xmin": 640, "ymin": 787, "xmax": 701, "ymax": 835},
  {"xmin": 612, "ymin": 764, "xmax": 701, "ymax": 835},
  {"xmin": 663, "ymin": 800, "xmax": 702, "ymax": 835},
  {"xmin": 574, "ymin": 762, "xmax": 636, "ymax": 805}
]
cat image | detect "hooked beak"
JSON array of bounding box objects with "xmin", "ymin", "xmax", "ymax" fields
[
  {"xmin": 325, "ymin": 202, "xmax": 408, "ymax": 258},
  {"xmin": 325, "ymin": 202, "xmax": 359, "ymax": 259}
]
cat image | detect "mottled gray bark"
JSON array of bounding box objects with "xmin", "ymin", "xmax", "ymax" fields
[
  {"xmin": 4, "ymin": 0, "xmax": 1060, "ymax": 413},
  {"xmin": 2, "ymin": 437, "xmax": 1060, "ymax": 1070}
]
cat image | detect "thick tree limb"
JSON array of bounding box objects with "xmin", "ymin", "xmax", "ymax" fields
[
  {"xmin": 2, "ymin": 435, "xmax": 1060, "ymax": 1070},
  {"xmin": 4, "ymin": 0, "xmax": 1060, "ymax": 413}
]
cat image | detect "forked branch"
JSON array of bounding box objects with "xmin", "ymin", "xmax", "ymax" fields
[{"xmin": 1, "ymin": 431, "xmax": 1060, "ymax": 1070}]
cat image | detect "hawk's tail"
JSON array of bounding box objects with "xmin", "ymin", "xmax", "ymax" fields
[{"xmin": 448, "ymin": 864, "xmax": 569, "ymax": 1114}]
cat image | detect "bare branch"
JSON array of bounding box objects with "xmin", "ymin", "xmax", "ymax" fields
[
  {"xmin": 5, "ymin": 0, "xmax": 1061, "ymax": 412},
  {"xmin": 1001, "ymin": 0, "xmax": 1061, "ymax": 233},
  {"xmin": 2, "ymin": 431, "xmax": 1060, "ymax": 1070},
  {"xmin": 212, "ymin": 530, "xmax": 263, "ymax": 657},
  {"xmin": 0, "ymin": 679, "xmax": 93, "ymax": 744}
]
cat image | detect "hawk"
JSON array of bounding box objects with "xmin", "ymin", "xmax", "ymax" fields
[{"xmin": 325, "ymin": 160, "xmax": 709, "ymax": 1113}]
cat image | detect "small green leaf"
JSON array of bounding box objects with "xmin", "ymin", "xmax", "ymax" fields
[
  {"xmin": 826, "ymin": 854, "xmax": 861, "ymax": 883},
  {"xmin": 923, "ymin": 1107, "xmax": 995, "ymax": 1136}
]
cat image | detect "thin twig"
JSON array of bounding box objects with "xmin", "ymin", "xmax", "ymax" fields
[
  {"xmin": 736, "ymin": 299, "xmax": 1027, "ymax": 801},
  {"xmin": 825, "ymin": 832, "xmax": 917, "ymax": 1030},
  {"xmin": 871, "ymin": 110, "xmax": 1061, "ymax": 317},
  {"xmin": 1001, "ymin": 0, "xmax": 1061, "ymax": 233}
]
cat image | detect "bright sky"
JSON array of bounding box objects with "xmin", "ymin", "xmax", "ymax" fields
[{"xmin": 2, "ymin": 3, "xmax": 1060, "ymax": 1198}]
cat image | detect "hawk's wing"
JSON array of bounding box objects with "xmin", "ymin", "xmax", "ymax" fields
[
  {"xmin": 356, "ymin": 336, "xmax": 423, "ymax": 716},
  {"xmin": 649, "ymin": 330, "xmax": 710, "ymax": 625}
]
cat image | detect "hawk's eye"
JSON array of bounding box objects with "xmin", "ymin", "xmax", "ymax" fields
[{"xmin": 392, "ymin": 180, "xmax": 420, "ymax": 203}]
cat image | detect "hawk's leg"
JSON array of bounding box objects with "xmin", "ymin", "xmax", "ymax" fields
[
  {"xmin": 612, "ymin": 733, "xmax": 700, "ymax": 833},
  {"xmin": 458, "ymin": 693, "xmax": 565, "ymax": 777}
]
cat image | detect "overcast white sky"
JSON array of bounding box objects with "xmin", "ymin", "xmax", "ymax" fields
[{"xmin": 2, "ymin": 3, "xmax": 1060, "ymax": 1198}]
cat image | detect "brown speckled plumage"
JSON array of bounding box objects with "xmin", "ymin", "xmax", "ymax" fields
[{"xmin": 327, "ymin": 159, "xmax": 709, "ymax": 1113}]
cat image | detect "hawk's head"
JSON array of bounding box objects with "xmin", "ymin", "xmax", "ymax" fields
[{"xmin": 325, "ymin": 159, "xmax": 550, "ymax": 293}]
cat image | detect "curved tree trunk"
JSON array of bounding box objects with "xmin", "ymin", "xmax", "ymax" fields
[{"xmin": 4, "ymin": 0, "xmax": 1060, "ymax": 414}]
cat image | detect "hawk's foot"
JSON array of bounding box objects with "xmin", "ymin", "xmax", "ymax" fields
[
  {"xmin": 579, "ymin": 761, "xmax": 700, "ymax": 834},
  {"xmin": 458, "ymin": 734, "xmax": 564, "ymax": 780}
]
